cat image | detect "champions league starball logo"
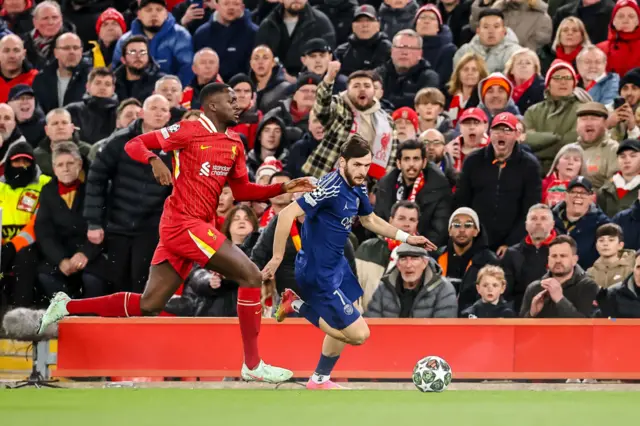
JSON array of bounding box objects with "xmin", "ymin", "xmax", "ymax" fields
[{"xmin": 343, "ymin": 303, "xmax": 354, "ymax": 315}]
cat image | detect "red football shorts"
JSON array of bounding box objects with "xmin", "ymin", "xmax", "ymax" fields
[{"xmin": 152, "ymin": 216, "xmax": 226, "ymax": 279}]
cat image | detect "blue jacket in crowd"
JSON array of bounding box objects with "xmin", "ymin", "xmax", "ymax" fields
[
  {"xmin": 614, "ymin": 200, "xmax": 640, "ymax": 251},
  {"xmin": 112, "ymin": 14, "xmax": 194, "ymax": 86},
  {"xmin": 586, "ymin": 73, "xmax": 620, "ymax": 106}
]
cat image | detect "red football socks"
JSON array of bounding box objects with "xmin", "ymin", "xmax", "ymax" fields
[
  {"xmin": 66, "ymin": 292, "xmax": 142, "ymax": 317},
  {"xmin": 237, "ymin": 287, "xmax": 262, "ymax": 370}
]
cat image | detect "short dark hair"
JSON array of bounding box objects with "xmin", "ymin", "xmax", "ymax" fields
[
  {"xmin": 397, "ymin": 139, "xmax": 426, "ymax": 162},
  {"xmin": 596, "ymin": 223, "xmax": 624, "ymax": 241},
  {"xmin": 549, "ymin": 235, "xmax": 578, "ymax": 254},
  {"xmin": 199, "ymin": 82, "xmax": 230, "ymax": 107},
  {"xmin": 116, "ymin": 98, "xmax": 142, "ymax": 118},
  {"xmin": 122, "ymin": 35, "xmax": 148, "ymax": 56},
  {"xmin": 340, "ymin": 134, "xmax": 371, "ymax": 160},
  {"xmin": 390, "ymin": 200, "xmax": 420, "ymax": 219},
  {"xmin": 348, "ymin": 70, "xmax": 374, "ymax": 85},
  {"xmin": 370, "ymin": 71, "xmax": 382, "ymax": 85},
  {"xmin": 269, "ymin": 171, "xmax": 292, "ymax": 184},
  {"xmin": 478, "ymin": 8, "xmax": 505, "ymax": 22},
  {"xmin": 88, "ymin": 67, "xmax": 115, "ymax": 84}
]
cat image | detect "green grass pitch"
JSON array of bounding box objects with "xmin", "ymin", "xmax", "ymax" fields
[{"xmin": 1, "ymin": 389, "xmax": 637, "ymax": 426}]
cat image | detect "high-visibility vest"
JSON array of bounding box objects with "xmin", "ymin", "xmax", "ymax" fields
[{"xmin": 0, "ymin": 174, "xmax": 51, "ymax": 245}]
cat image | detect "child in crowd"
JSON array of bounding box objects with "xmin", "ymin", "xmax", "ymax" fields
[
  {"xmin": 587, "ymin": 223, "xmax": 635, "ymax": 288},
  {"xmin": 460, "ymin": 265, "xmax": 516, "ymax": 318},
  {"xmin": 414, "ymin": 87, "xmax": 453, "ymax": 140}
]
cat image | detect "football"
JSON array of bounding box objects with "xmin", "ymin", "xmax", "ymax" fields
[{"xmin": 412, "ymin": 356, "xmax": 452, "ymax": 392}]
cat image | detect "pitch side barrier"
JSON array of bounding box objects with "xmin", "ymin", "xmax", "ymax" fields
[{"xmin": 53, "ymin": 318, "xmax": 640, "ymax": 380}]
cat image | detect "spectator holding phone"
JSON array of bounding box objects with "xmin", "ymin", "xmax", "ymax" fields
[
  {"xmin": 172, "ymin": 0, "xmax": 214, "ymax": 35},
  {"xmin": 608, "ymin": 68, "xmax": 640, "ymax": 141}
]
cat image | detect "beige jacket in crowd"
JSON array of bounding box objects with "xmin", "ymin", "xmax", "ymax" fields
[
  {"xmin": 577, "ymin": 133, "xmax": 619, "ymax": 190},
  {"xmin": 586, "ymin": 249, "xmax": 636, "ymax": 289}
]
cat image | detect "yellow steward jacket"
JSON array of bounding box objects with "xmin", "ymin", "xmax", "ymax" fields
[{"xmin": 0, "ymin": 174, "xmax": 51, "ymax": 247}]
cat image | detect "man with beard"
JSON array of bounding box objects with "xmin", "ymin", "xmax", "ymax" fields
[
  {"xmin": 0, "ymin": 141, "xmax": 51, "ymax": 306},
  {"xmin": 66, "ymin": 67, "xmax": 119, "ymax": 144},
  {"xmin": 154, "ymin": 75, "xmax": 186, "ymax": 124},
  {"xmin": 0, "ymin": 102, "xmax": 28, "ymax": 176},
  {"xmin": 86, "ymin": 8, "xmax": 126, "ymax": 68},
  {"xmin": 520, "ymin": 235, "xmax": 599, "ymax": 318},
  {"xmin": 181, "ymin": 48, "xmax": 222, "ymax": 111},
  {"xmin": 302, "ymin": 61, "xmax": 395, "ymax": 179},
  {"xmin": 256, "ymin": 0, "xmax": 336, "ymax": 76},
  {"xmin": 501, "ymin": 203, "xmax": 557, "ymax": 313},
  {"xmin": 114, "ymin": 35, "xmax": 165, "ymax": 103},
  {"xmin": 455, "ymin": 112, "xmax": 541, "ymax": 254},
  {"xmin": 112, "ymin": 0, "xmax": 193, "ymax": 86},
  {"xmin": 553, "ymin": 176, "xmax": 610, "ymax": 269},
  {"xmin": 7, "ymin": 84, "xmax": 45, "ymax": 147},
  {"xmin": 435, "ymin": 207, "xmax": 499, "ymax": 313},
  {"xmin": 576, "ymin": 102, "xmax": 619, "ymax": 189},
  {"xmin": 375, "ymin": 139, "xmax": 452, "ymax": 246},
  {"xmin": 249, "ymin": 45, "xmax": 292, "ymax": 113},
  {"xmin": 32, "ymin": 32, "xmax": 89, "ymax": 114},
  {"xmin": 0, "ymin": 34, "xmax": 38, "ymax": 103},
  {"xmin": 608, "ymin": 67, "xmax": 640, "ymax": 141},
  {"xmin": 421, "ymin": 128, "xmax": 457, "ymax": 187}
]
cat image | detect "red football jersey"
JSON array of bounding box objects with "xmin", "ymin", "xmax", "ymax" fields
[{"xmin": 152, "ymin": 114, "xmax": 246, "ymax": 224}]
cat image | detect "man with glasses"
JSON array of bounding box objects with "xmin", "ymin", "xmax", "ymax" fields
[
  {"xmin": 114, "ymin": 35, "xmax": 165, "ymax": 103},
  {"xmin": 435, "ymin": 207, "xmax": 499, "ymax": 313},
  {"xmin": 455, "ymin": 112, "xmax": 542, "ymax": 256},
  {"xmin": 553, "ymin": 176, "xmax": 610, "ymax": 269},
  {"xmin": 375, "ymin": 29, "xmax": 439, "ymax": 110},
  {"xmin": 422, "ymin": 128, "xmax": 457, "ymax": 187}
]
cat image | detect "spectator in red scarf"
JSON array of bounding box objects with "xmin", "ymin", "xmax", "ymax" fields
[
  {"xmin": 542, "ymin": 143, "xmax": 587, "ymax": 206},
  {"xmin": 598, "ymin": 0, "xmax": 640, "ymax": 80},
  {"xmin": 538, "ymin": 16, "xmax": 591, "ymax": 75},
  {"xmin": 445, "ymin": 52, "xmax": 488, "ymax": 126},
  {"xmin": 597, "ymin": 139, "xmax": 640, "ymax": 217},
  {"xmin": 504, "ymin": 48, "xmax": 545, "ymax": 114},
  {"xmin": 446, "ymin": 107, "xmax": 489, "ymax": 172},
  {"xmin": 228, "ymin": 73, "xmax": 262, "ymax": 151}
]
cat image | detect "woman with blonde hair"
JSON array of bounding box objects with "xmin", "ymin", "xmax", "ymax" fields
[
  {"xmin": 542, "ymin": 143, "xmax": 588, "ymax": 206},
  {"xmin": 537, "ymin": 16, "xmax": 592, "ymax": 74},
  {"xmin": 504, "ymin": 48, "xmax": 545, "ymax": 114},
  {"xmin": 446, "ymin": 52, "xmax": 489, "ymax": 126}
]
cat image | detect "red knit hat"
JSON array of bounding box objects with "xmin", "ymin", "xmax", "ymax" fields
[
  {"xmin": 545, "ymin": 60, "xmax": 578, "ymax": 88},
  {"xmin": 415, "ymin": 5, "xmax": 443, "ymax": 28},
  {"xmin": 256, "ymin": 156, "xmax": 284, "ymax": 181},
  {"xmin": 96, "ymin": 8, "xmax": 126, "ymax": 35},
  {"xmin": 392, "ymin": 107, "xmax": 419, "ymax": 131}
]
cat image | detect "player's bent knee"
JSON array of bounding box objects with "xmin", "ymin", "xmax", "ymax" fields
[
  {"xmin": 238, "ymin": 263, "xmax": 262, "ymax": 288},
  {"xmin": 344, "ymin": 320, "xmax": 370, "ymax": 345}
]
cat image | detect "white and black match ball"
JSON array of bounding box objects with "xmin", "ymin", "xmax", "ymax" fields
[{"xmin": 412, "ymin": 356, "xmax": 452, "ymax": 393}]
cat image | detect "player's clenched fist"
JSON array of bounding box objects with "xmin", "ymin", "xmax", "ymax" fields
[
  {"xmin": 324, "ymin": 61, "xmax": 341, "ymax": 84},
  {"xmin": 407, "ymin": 235, "xmax": 437, "ymax": 252},
  {"xmin": 283, "ymin": 177, "xmax": 317, "ymax": 194},
  {"xmin": 150, "ymin": 157, "xmax": 172, "ymax": 186}
]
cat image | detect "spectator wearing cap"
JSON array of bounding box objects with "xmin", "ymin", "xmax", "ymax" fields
[
  {"xmin": 392, "ymin": 106, "xmax": 419, "ymax": 142},
  {"xmin": 228, "ymin": 74, "xmax": 262, "ymax": 151},
  {"xmin": 153, "ymin": 74, "xmax": 186, "ymax": 125},
  {"xmin": 597, "ymin": 139, "xmax": 640, "ymax": 217},
  {"xmin": 608, "ymin": 67, "xmax": 640, "ymax": 142},
  {"xmin": 453, "ymin": 9, "xmax": 520, "ymax": 74},
  {"xmin": 112, "ymin": 0, "xmax": 193, "ymax": 86},
  {"xmin": 434, "ymin": 207, "xmax": 500, "ymax": 312},
  {"xmin": 365, "ymin": 242, "xmax": 458, "ymax": 318},
  {"xmin": 0, "ymin": 102, "xmax": 28, "ymax": 174},
  {"xmin": 172, "ymin": 0, "xmax": 213, "ymax": 36},
  {"xmin": 415, "ymin": 87, "xmax": 454, "ymax": 139},
  {"xmin": 256, "ymin": 0, "xmax": 336, "ymax": 77},
  {"xmin": 286, "ymin": 109, "xmax": 323, "ymax": 179},
  {"xmin": 414, "ymin": 4, "xmax": 456, "ymax": 89},
  {"xmin": 576, "ymin": 45, "xmax": 619, "ymax": 106},
  {"xmin": 375, "ymin": 29, "xmax": 440, "ymax": 110},
  {"xmin": 524, "ymin": 60, "xmax": 592, "ymax": 174},
  {"xmin": 249, "ymin": 45, "xmax": 292, "ymax": 114},
  {"xmin": 447, "ymin": 107, "xmax": 490, "ymax": 172},
  {"xmin": 0, "ymin": 0, "xmax": 35, "ymax": 36},
  {"xmin": 421, "ymin": 128, "xmax": 458, "ymax": 187},
  {"xmin": 263, "ymin": 72, "xmax": 320, "ymax": 143},
  {"xmin": 379, "ymin": 0, "xmax": 420, "ymax": 40},
  {"xmin": 86, "ymin": 8, "xmax": 126, "ymax": 69},
  {"xmin": 61, "ymin": 0, "xmax": 112, "ymax": 51},
  {"xmin": 247, "ymin": 115, "xmax": 289, "ymax": 182},
  {"xmin": 300, "ymin": 38, "xmax": 347, "ymax": 94},
  {"xmin": 476, "ymin": 72, "xmax": 522, "ymax": 124},
  {"xmin": 375, "ymin": 139, "xmax": 452, "ymax": 246},
  {"xmin": 539, "ymin": 16, "xmax": 591, "ymax": 75},
  {"xmin": 334, "ymin": 5, "xmax": 393, "ymax": 77},
  {"xmin": 553, "ymin": 176, "xmax": 610, "ymax": 269},
  {"xmin": 504, "ymin": 48, "xmax": 545, "ymax": 115},
  {"xmin": 445, "ymin": 52, "xmax": 488, "ymax": 126},
  {"xmin": 88, "ymin": 98, "xmax": 142, "ymax": 162},
  {"xmin": 65, "ymin": 67, "xmax": 119, "ymax": 145},
  {"xmin": 7, "ymin": 84, "xmax": 45, "ymax": 147},
  {"xmin": 113, "ymin": 35, "xmax": 165, "ymax": 104},
  {"xmin": 456, "ymin": 112, "xmax": 542, "ymax": 253},
  {"xmin": 487, "ymin": 0, "xmax": 551, "ymax": 51},
  {"xmin": 192, "ymin": 0, "xmax": 256, "ymax": 82},
  {"xmin": 314, "ymin": 0, "xmax": 358, "ymax": 46},
  {"xmin": 597, "ymin": 0, "xmax": 640, "ymax": 79},
  {"xmin": 553, "ymin": 0, "xmax": 613, "ymax": 46},
  {"xmin": 575, "ymin": 101, "xmax": 619, "ymax": 189},
  {"xmin": 180, "ymin": 48, "xmax": 222, "ymax": 111},
  {"xmin": 0, "ymin": 35, "xmax": 38, "ymax": 104},
  {"xmin": 542, "ymin": 143, "xmax": 588, "ymax": 206}
]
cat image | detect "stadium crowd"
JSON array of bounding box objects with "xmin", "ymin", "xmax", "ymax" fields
[{"xmin": 1, "ymin": 0, "xmax": 640, "ymax": 322}]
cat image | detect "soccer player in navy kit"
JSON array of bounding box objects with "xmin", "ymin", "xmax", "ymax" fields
[{"xmin": 262, "ymin": 136, "xmax": 436, "ymax": 389}]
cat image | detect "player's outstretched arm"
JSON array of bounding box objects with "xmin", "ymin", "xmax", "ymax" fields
[
  {"xmin": 124, "ymin": 132, "xmax": 163, "ymax": 164},
  {"xmin": 228, "ymin": 176, "xmax": 316, "ymax": 202},
  {"xmin": 261, "ymin": 200, "xmax": 305, "ymax": 281},
  {"xmin": 359, "ymin": 213, "xmax": 437, "ymax": 251}
]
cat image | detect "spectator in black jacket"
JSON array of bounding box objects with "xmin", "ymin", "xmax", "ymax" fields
[
  {"xmin": 84, "ymin": 8, "xmax": 126, "ymax": 69},
  {"xmin": 1, "ymin": 0, "xmax": 34, "ymax": 35},
  {"xmin": 315, "ymin": 0, "xmax": 357, "ymax": 46},
  {"xmin": 0, "ymin": 102, "xmax": 29, "ymax": 176},
  {"xmin": 35, "ymin": 142, "xmax": 108, "ymax": 300},
  {"xmin": 438, "ymin": 0, "xmax": 473, "ymax": 47},
  {"xmin": 172, "ymin": 0, "xmax": 214, "ymax": 35},
  {"xmin": 334, "ymin": 5, "xmax": 393, "ymax": 77},
  {"xmin": 614, "ymin": 199, "xmax": 640, "ymax": 251},
  {"xmin": 256, "ymin": 0, "xmax": 336, "ymax": 76},
  {"xmin": 113, "ymin": 35, "xmax": 165, "ymax": 103},
  {"xmin": 61, "ymin": 0, "xmax": 111, "ymax": 51},
  {"xmin": 83, "ymin": 94, "xmax": 172, "ymax": 293},
  {"xmin": 246, "ymin": 115, "xmax": 290, "ymax": 181},
  {"xmin": 153, "ymin": 74, "xmax": 186, "ymax": 125},
  {"xmin": 66, "ymin": 67, "xmax": 119, "ymax": 145},
  {"xmin": 299, "ymin": 38, "xmax": 347, "ymax": 93},
  {"xmin": 375, "ymin": 29, "xmax": 440, "ymax": 110},
  {"xmin": 180, "ymin": 48, "xmax": 221, "ymax": 111},
  {"xmin": 501, "ymin": 203, "xmax": 558, "ymax": 312},
  {"xmin": 375, "ymin": 139, "xmax": 452, "ymax": 247},
  {"xmin": 22, "ymin": 1, "xmax": 75, "ymax": 70},
  {"xmin": 7, "ymin": 85, "xmax": 45, "ymax": 148},
  {"xmin": 460, "ymin": 265, "xmax": 516, "ymax": 318},
  {"xmin": 379, "ymin": 0, "xmax": 419, "ymax": 39},
  {"xmin": 250, "ymin": 45, "xmax": 293, "ymax": 113},
  {"xmin": 455, "ymin": 112, "xmax": 542, "ymax": 253},
  {"xmin": 88, "ymin": 98, "xmax": 142, "ymax": 161},
  {"xmin": 32, "ymin": 33, "xmax": 89, "ymax": 114},
  {"xmin": 553, "ymin": 0, "xmax": 614, "ymax": 45},
  {"xmin": 596, "ymin": 251, "xmax": 640, "ymax": 318},
  {"xmin": 286, "ymin": 109, "xmax": 324, "ymax": 178},
  {"xmin": 414, "ymin": 4, "xmax": 456, "ymax": 91}
]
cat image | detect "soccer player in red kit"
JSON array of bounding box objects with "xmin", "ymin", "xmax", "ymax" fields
[{"xmin": 38, "ymin": 83, "xmax": 315, "ymax": 383}]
